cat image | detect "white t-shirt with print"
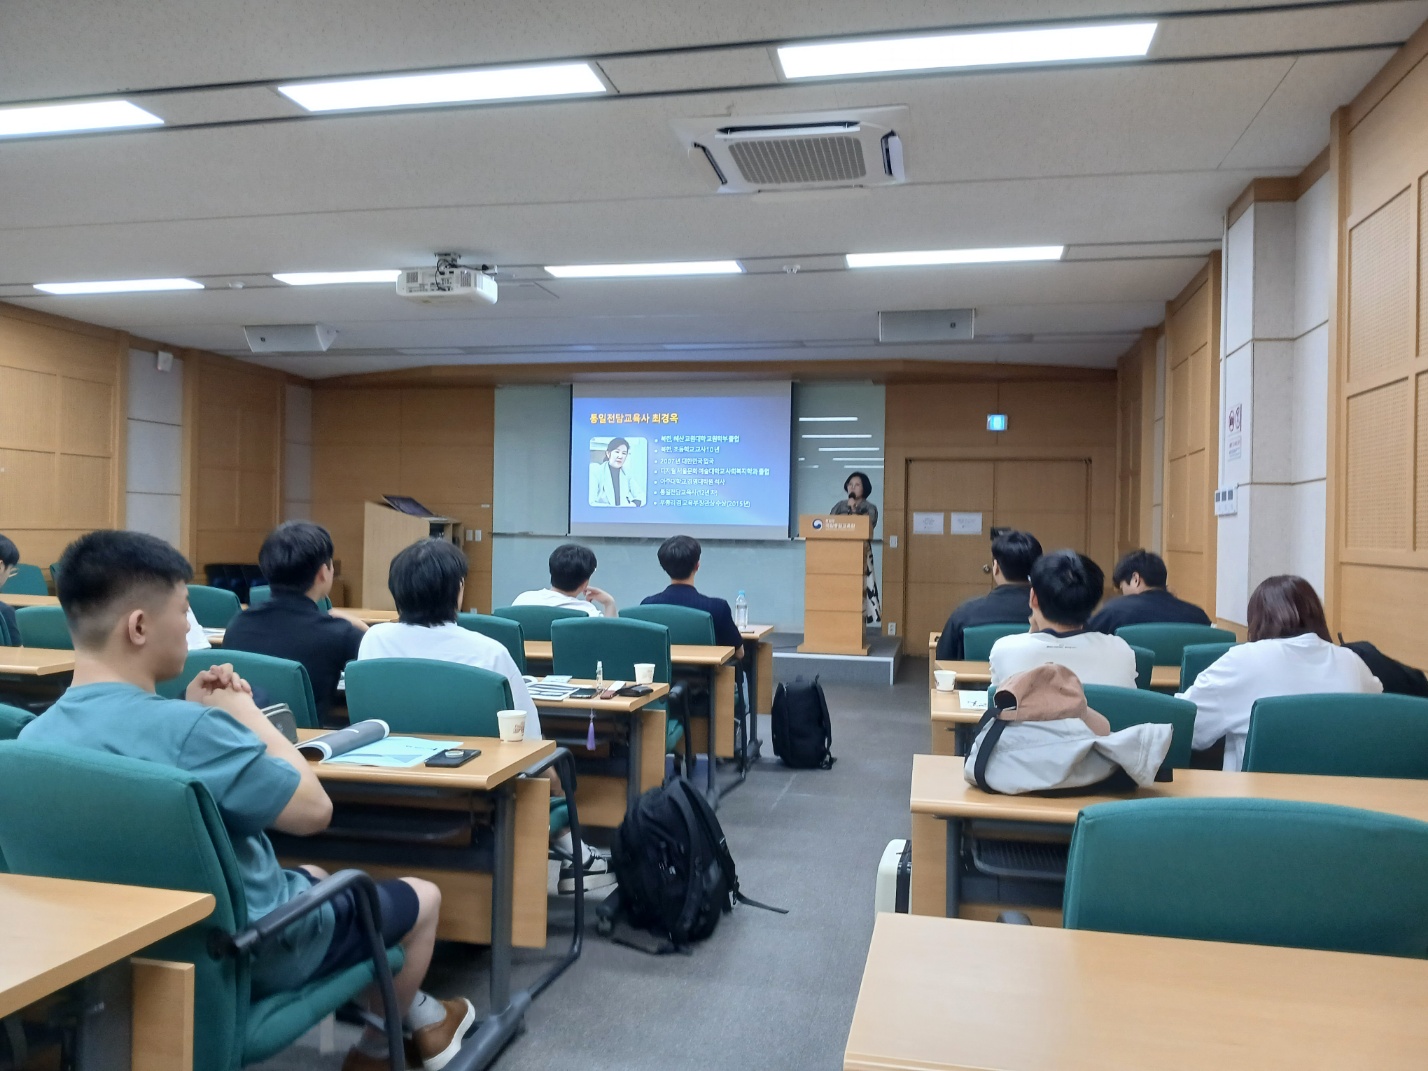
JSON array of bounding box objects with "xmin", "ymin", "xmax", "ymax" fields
[
  {"xmin": 510, "ymin": 588, "xmax": 602, "ymax": 617},
  {"xmin": 989, "ymin": 630, "xmax": 1139, "ymax": 689}
]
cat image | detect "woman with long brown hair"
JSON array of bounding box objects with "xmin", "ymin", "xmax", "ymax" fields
[{"xmin": 1179, "ymin": 575, "xmax": 1381, "ymax": 770}]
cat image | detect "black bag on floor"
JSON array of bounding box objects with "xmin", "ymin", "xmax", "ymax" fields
[
  {"xmin": 1339, "ymin": 636, "xmax": 1428, "ymax": 698},
  {"xmin": 771, "ymin": 676, "xmax": 836, "ymax": 769},
  {"xmin": 608, "ymin": 777, "xmax": 784, "ymax": 952}
]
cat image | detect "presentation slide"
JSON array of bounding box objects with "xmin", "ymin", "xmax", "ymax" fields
[{"xmin": 569, "ymin": 382, "xmax": 792, "ymax": 539}]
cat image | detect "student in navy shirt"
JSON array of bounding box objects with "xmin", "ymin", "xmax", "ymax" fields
[
  {"xmin": 0, "ymin": 534, "xmax": 21, "ymax": 644},
  {"xmin": 641, "ymin": 535, "xmax": 744, "ymax": 657},
  {"xmin": 1088, "ymin": 549, "xmax": 1212, "ymax": 634}
]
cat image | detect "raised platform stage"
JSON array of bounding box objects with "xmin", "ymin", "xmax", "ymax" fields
[{"xmin": 770, "ymin": 630, "xmax": 903, "ymax": 687}]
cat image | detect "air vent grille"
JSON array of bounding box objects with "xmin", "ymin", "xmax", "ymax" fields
[{"xmin": 727, "ymin": 136, "xmax": 866, "ymax": 185}]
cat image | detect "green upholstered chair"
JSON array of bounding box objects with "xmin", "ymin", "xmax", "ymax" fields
[
  {"xmin": 1115, "ymin": 623, "xmax": 1238, "ymax": 666},
  {"xmin": 1128, "ymin": 644, "xmax": 1155, "ymax": 691},
  {"xmin": 157, "ymin": 649, "xmax": 320, "ymax": 730},
  {"xmin": 619, "ymin": 605, "xmax": 716, "ymax": 645},
  {"xmin": 962, "ymin": 623, "xmax": 1030, "ymax": 661},
  {"xmin": 247, "ymin": 584, "xmax": 271, "ymax": 606},
  {"xmin": 47, "ymin": 561, "xmax": 62, "ymax": 585},
  {"xmin": 0, "ymin": 702, "xmax": 33, "ymax": 739},
  {"xmin": 550, "ymin": 617, "xmax": 692, "ymax": 763},
  {"xmin": 0, "ymin": 564, "xmax": 48, "ymax": 596},
  {"xmin": 0, "ymin": 611, "xmax": 14, "ymax": 647},
  {"xmin": 0, "ymin": 741, "xmax": 406, "ymax": 1070},
  {"xmin": 1180, "ymin": 641, "xmax": 1236, "ymax": 692},
  {"xmin": 1063, "ymin": 797, "xmax": 1428, "ymax": 958},
  {"xmin": 15, "ymin": 605, "xmax": 71, "ymax": 650},
  {"xmin": 456, "ymin": 612, "xmax": 527, "ymax": 673},
  {"xmin": 1081, "ymin": 685, "xmax": 1196, "ymax": 769},
  {"xmin": 189, "ymin": 583, "xmax": 243, "ymax": 628},
  {"xmin": 344, "ymin": 658, "xmax": 511, "ymax": 735},
  {"xmin": 492, "ymin": 604, "xmax": 587, "ymax": 641},
  {"xmin": 1243, "ymin": 693, "xmax": 1428, "ymax": 778}
]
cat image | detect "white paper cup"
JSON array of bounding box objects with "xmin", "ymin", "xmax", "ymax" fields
[
  {"xmin": 497, "ymin": 709, "xmax": 527, "ymax": 742},
  {"xmin": 634, "ymin": 663, "xmax": 656, "ymax": 685},
  {"xmin": 933, "ymin": 670, "xmax": 958, "ymax": 691}
]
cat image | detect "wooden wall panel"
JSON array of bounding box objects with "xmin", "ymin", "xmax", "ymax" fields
[
  {"xmin": 1113, "ymin": 331, "xmax": 1157, "ymax": 558},
  {"xmin": 311, "ymin": 386, "xmax": 495, "ymax": 609}
]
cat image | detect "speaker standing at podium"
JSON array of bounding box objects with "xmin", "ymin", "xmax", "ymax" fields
[{"xmin": 830, "ymin": 471, "xmax": 880, "ymax": 625}]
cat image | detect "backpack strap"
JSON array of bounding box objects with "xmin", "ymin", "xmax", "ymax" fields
[
  {"xmin": 673, "ymin": 779, "xmax": 788, "ymax": 915},
  {"xmin": 970, "ymin": 707, "xmax": 1011, "ymax": 794},
  {"xmin": 813, "ymin": 675, "xmax": 837, "ymax": 770}
]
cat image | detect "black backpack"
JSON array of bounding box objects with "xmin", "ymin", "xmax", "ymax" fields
[
  {"xmin": 609, "ymin": 777, "xmax": 784, "ymax": 950},
  {"xmin": 1339, "ymin": 636, "xmax": 1428, "ymax": 698},
  {"xmin": 771, "ymin": 676, "xmax": 836, "ymax": 769}
]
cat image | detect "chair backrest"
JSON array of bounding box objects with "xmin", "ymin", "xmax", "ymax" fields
[
  {"xmin": 0, "ymin": 702, "xmax": 34, "ymax": 739},
  {"xmin": 456, "ymin": 613, "xmax": 527, "ymax": 672},
  {"xmin": 492, "ymin": 604, "xmax": 587, "ymax": 641},
  {"xmin": 0, "ymin": 741, "xmax": 247, "ymax": 1068},
  {"xmin": 1243, "ymin": 693, "xmax": 1428, "ymax": 778},
  {"xmin": 551, "ymin": 617, "xmax": 672, "ymax": 684},
  {"xmin": 0, "ymin": 563, "xmax": 49, "ymax": 596},
  {"xmin": 188, "ymin": 583, "xmax": 243, "ymax": 628},
  {"xmin": 1128, "ymin": 644, "xmax": 1154, "ymax": 690},
  {"xmin": 157, "ymin": 649, "xmax": 320, "ymax": 729},
  {"xmin": 1081, "ymin": 685, "xmax": 1196, "ymax": 769},
  {"xmin": 1064, "ymin": 797, "xmax": 1428, "ymax": 957},
  {"xmin": 344, "ymin": 658, "xmax": 512, "ymax": 736},
  {"xmin": 1180, "ymin": 641, "xmax": 1236, "ymax": 692},
  {"xmin": 248, "ymin": 584, "xmax": 271, "ymax": 606},
  {"xmin": 619, "ymin": 605, "xmax": 716, "ymax": 646},
  {"xmin": 15, "ymin": 605, "xmax": 72, "ymax": 649},
  {"xmin": 962, "ymin": 622, "xmax": 1030, "ymax": 661},
  {"xmin": 1114, "ymin": 623, "xmax": 1238, "ymax": 665},
  {"xmin": 47, "ymin": 561, "xmax": 62, "ymax": 584}
]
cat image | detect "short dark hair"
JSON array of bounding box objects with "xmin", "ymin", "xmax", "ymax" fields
[
  {"xmin": 1247, "ymin": 575, "xmax": 1330, "ymax": 643},
  {"xmin": 606, "ymin": 437, "xmax": 630, "ymax": 454},
  {"xmin": 844, "ymin": 471, "xmax": 874, "ymax": 498},
  {"xmin": 56, "ymin": 530, "xmax": 192, "ymax": 648},
  {"xmin": 259, "ymin": 522, "xmax": 334, "ymax": 593},
  {"xmin": 658, "ymin": 535, "xmax": 701, "ymax": 581},
  {"xmin": 1112, "ymin": 549, "xmax": 1168, "ymax": 588},
  {"xmin": 1029, "ymin": 550, "xmax": 1105, "ymax": 627},
  {"xmin": 0, "ymin": 534, "xmax": 18, "ymax": 569},
  {"xmin": 549, "ymin": 543, "xmax": 597, "ymax": 591},
  {"xmin": 992, "ymin": 530, "xmax": 1043, "ymax": 583},
  {"xmin": 388, "ymin": 539, "xmax": 466, "ymax": 627}
]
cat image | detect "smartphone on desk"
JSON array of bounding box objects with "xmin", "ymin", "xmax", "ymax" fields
[
  {"xmin": 569, "ymin": 687, "xmax": 599, "ymax": 699},
  {"xmin": 619, "ymin": 684, "xmax": 654, "ymax": 697},
  {"xmin": 425, "ymin": 748, "xmax": 481, "ymax": 768}
]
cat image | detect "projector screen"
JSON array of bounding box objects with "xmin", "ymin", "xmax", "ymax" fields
[{"xmin": 569, "ymin": 382, "xmax": 792, "ymax": 539}]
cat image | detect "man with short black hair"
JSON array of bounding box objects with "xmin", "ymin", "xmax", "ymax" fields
[
  {"xmin": 223, "ymin": 522, "xmax": 367, "ymax": 719},
  {"xmin": 0, "ymin": 533, "xmax": 21, "ymax": 644},
  {"xmin": 989, "ymin": 549, "xmax": 1137, "ymax": 688},
  {"xmin": 641, "ymin": 535, "xmax": 743, "ymax": 655},
  {"xmin": 20, "ymin": 530, "xmax": 473, "ymax": 1071},
  {"xmin": 1088, "ymin": 549, "xmax": 1212, "ymax": 633},
  {"xmin": 935, "ymin": 530, "xmax": 1042, "ymax": 660},
  {"xmin": 511, "ymin": 543, "xmax": 616, "ymax": 617}
]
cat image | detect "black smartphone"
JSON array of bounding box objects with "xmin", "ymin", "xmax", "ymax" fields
[
  {"xmin": 569, "ymin": 687, "xmax": 599, "ymax": 699},
  {"xmin": 619, "ymin": 684, "xmax": 654, "ymax": 697},
  {"xmin": 425, "ymin": 748, "xmax": 481, "ymax": 768}
]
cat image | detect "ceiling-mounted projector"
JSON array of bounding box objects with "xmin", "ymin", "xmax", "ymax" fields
[{"xmin": 396, "ymin": 253, "xmax": 497, "ymax": 305}]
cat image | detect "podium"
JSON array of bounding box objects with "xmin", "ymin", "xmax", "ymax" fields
[
  {"xmin": 798, "ymin": 513, "xmax": 871, "ymax": 656},
  {"xmin": 362, "ymin": 501, "xmax": 461, "ymax": 610}
]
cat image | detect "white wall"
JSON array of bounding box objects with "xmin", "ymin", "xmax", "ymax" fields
[
  {"xmin": 126, "ymin": 348, "xmax": 184, "ymax": 546},
  {"xmin": 283, "ymin": 384, "xmax": 313, "ymax": 521}
]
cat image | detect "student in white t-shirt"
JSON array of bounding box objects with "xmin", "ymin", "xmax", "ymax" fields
[
  {"xmin": 511, "ymin": 544, "xmax": 617, "ymax": 618},
  {"xmin": 989, "ymin": 550, "xmax": 1138, "ymax": 689}
]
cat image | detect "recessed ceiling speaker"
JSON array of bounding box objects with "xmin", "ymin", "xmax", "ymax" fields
[
  {"xmin": 878, "ymin": 309, "xmax": 975, "ymax": 343},
  {"xmin": 243, "ymin": 323, "xmax": 338, "ymax": 353}
]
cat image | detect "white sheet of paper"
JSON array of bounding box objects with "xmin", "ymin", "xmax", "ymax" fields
[
  {"xmin": 912, "ymin": 511, "xmax": 944, "ymax": 535},
  {"xmin": 950, "ymin": 512, "xmax": 983, "ymax": 535}
]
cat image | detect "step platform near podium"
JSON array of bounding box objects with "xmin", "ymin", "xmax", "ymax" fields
[{"xmin": 772, "ymin": 630, "xmax": 903, "ymax": 687}]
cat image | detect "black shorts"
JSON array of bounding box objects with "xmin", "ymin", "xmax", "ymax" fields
[{"xmin": 309, "ymin": 873, "xmax": 421, "ymax": 977}]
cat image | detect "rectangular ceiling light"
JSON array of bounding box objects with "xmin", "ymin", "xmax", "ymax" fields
[
  {"xmin": 273, "ymin": 270, "xmax": 400, "ymax": 286},
  {"xmin": 818, "ymin": 446, "xmax": 880, "ymax": 452},
  {"xmin": 847, "ymin": 245, "xmax": 1063, "ymax": 269},
  {"xmin": 778, "ymin": 22, "xmax": 1156, "ymax": 79},
  {"xmin": 34, "ymin": 278, "xmax": 202, "ymax": 295},
  {"xmin": 544, "ymin": 261, "xmax": 743, "ymax": 279},
  {"xmin": 801, "ymin": 433, "xmax": 872, "ymax": 439},
  {"xmin": 277, "ymin": 63, "xmax": 607, "ymax": 112},
  {"xmin": 0, "ymin": 99, "xmax": 163, "ymax": 139},
  {"xmin": 798, "ymin": 416, "xmax": 858, "ymax": 422}
]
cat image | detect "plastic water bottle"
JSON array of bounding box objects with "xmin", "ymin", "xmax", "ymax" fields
[
  {"xmin": 595, "ymin": 660, "xmax": 604, "ymax": 688},
  {"xmin": 734, "ymin": 590, "xmax": 749, "ymax": 630}
]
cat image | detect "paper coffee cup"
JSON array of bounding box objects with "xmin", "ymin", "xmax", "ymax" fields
[
  {"xmin": 634, "ymin": 663, "xmax": 656, "ymax": 685},
  {"xmin": 933, "ymin": 670, "xmax": 958, "ymax": 691},
  {"xmin": 497, "ymin": 709, "xmax": 527, "ymax": 742}
]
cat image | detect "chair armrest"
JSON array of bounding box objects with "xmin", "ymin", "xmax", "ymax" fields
[
  {"xmin": 995, "ymin": 911, "xmax": 1033, "ymax": 926},
  {"xmin": 521, "ymin": 745, "xmax": 577, "ymax": 797},
  {"xmin": 226, "ymin": 869, "xmax": 379, "ymax": 956}
]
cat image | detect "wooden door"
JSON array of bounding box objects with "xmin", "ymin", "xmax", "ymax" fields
[{"xmin": 903, "ymin": 459, "xmax": 1090, "ymax": 641}]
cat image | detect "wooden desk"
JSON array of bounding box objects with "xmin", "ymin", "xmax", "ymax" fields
[
  {"xmin": 0, "ymin": 874, "xmax": 213, "ymax": 1070},
  {"xmin": 929, "ymin": 687, "xmax": 986, "ymax": 756},
  {"xmin": 909, "ymin": 753, "xmax": 1428, "ymax": 920},
  {"xmin": 932, "ymin": 658, "xmax": 1180, "ymax": 692},
  {"xmin": 845, "ymin": 913, "xmax": 1428, "ymax": 1071},
  {"xmin": 0, "ymin": 648, "xmax": 75, "ymax": 676},
  {"xmin": 337, "ymin": 607, "xmax": 399, "ymax": 625},
  {"xmin": 741, "ymin": 624, "xmax": 775, "ymax": 715},
  {"xmin": 1, "ymin": 593, "xmax": 59, "ymax": 608}
]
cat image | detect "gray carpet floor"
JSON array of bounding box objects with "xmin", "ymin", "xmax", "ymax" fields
[{"xmin": 255, "ymin": 659, "xmax": 928, "ymax": 1071}]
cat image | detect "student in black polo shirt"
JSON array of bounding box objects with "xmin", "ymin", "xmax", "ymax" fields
[
  {"xmin": 1088, "ymin": 549, "xmax": 1212, "ymax": 633},
  {"xmin": 935, "ymin": 530, "xmax": 1042, "ymax": 660},
  {"xmin": 223, "ymin": 523, "xmax": 367, "ymax": 720},
  {"xmin": 641, "ymin": 535, "xmax": 744, "ymax": 658},
  {"xmin": 0, "ymin": 534, "xmax": 21, "ymax": 644}
]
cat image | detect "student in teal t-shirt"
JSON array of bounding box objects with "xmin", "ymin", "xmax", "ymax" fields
[{"xmin": 20, "ymin": 530, "xmax": 475, "ymax": 1071}]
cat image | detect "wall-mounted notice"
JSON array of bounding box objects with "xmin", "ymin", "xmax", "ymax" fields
[
  {"xmin": 912, "ymin": 511, "xmax": 945, "ymax": 535},
  {"xmin": 950, "ymin": 512, "xmax": 984, "ymax": 535}
]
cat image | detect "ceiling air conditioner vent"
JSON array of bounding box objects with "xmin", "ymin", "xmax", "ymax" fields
[{"xmin": 673, "ymin": 106, "xmax": 909, "ymax": 194}]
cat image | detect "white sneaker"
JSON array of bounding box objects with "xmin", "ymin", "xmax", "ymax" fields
[{"xmin": 558, "ymin": 851, "xmax": 617, "ymax": 894}]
